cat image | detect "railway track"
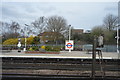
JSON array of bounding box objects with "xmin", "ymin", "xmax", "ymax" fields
[
  {"xmin": 1, "ymin": 57, "xmax": 120, "ymax": 80},
  {"xmin": 2, "ymin": 57, "xmax": 119, "ymax": 65},
  {"xmin": 2, "ymin": 63, "xmax": 120, "ymax": 71},
  {"xmin": 2, "ymin": 74, "xmax": 120, "ymax": 80}
]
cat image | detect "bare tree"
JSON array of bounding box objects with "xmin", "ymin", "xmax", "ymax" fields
[
  {"xmin": 1, "ymin": 21, "xmax": 20, "ymax": 40},
  {"xmin": 45, "ymin": 15, "xmax": 69, "ymax": 44},
  {"xmin": 91, "ymin": 25, "xmax": 116, "ymax": 45},
  {"xmin": 1, "ymin": 21, "xmax": 11, "ymax": 41},
  {"xmin": 1, "ymin": 21, "xmax": 10, "ymax": 34},
  {"xmin": 103, "ymin": 14, "xmax": 118, "ymax": 31},
  {"xmin": 10, "ymin": 21, "xmax": 20, "ymax": 33},
  {"xmin": 31, "ymin": 16, "xmax": 46, "ymax": 35},
  {"xmin": 45, "ymin": 16, "xmax": 68, "ymax": 34},
  {"xmin": 91, "ymin": 25, "xmax": 105, "ymax": 36},
  {"xmin": 20, "ymin": 29, "xmax": 25, "ymax": 37}
]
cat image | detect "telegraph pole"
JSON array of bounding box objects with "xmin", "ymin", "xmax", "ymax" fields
[{"xmin": 92, "ymin": 36, "xmax": 97, "ymax": 80}]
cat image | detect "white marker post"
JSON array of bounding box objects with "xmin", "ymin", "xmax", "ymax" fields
[
  {"xmin": 69, "ymin": 26, "xmax": 71, "ymax": 52},
  {"xmin": 18, "ymin": 38, "xmax": 21, "ymax": 52}
]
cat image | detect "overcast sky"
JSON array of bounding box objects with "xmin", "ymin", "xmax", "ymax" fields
[{"xmin": 1, "ymin": 2, "xmax": 118, "ymax": 30}]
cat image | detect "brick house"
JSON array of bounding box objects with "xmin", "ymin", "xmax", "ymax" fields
[{"xmin": 38, "ymin": 32, "xmax": 64, "ymax": 44}]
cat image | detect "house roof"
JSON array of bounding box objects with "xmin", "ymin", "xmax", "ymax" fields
[{"xmin": 72, "ymin": 29, "xmax": 84, "ymax": 33}]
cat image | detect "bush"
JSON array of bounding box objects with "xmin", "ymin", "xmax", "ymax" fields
[
  {"xmin": 3, "ymin": 38, "xmax": 18, "ymax": 45},
  {"xmin": 53, "ymin": 46, "xmax": 61, "ymax": 51},
  {"xmin": 29, "ymin": 47, "xmax": 34, "ymax": 51},
  {"xmin": 32, "ymin": 47, "xmax": 39, "ymax": 51},
  {"xmin": 45, "ymin": 46, "xmax": 61, "ymax": 52},
  {"xmin": 28, "ymin": 46, "xmax": 39, "ymax": 51},
  {"xmin": 3, "ymin": 35, "xmax": 35, "ymax": 45},
  {"xmin": 41, "ymin": 45, "xmax": 45, "ymax": 50},
  {"xmin": 45, "ymin": 46, "xmax": 52, "ymax": 51}
]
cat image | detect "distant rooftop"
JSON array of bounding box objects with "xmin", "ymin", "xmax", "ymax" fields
[{"xmin": 72, "ymin": 29, "xmax": 84, "ymax": 34}]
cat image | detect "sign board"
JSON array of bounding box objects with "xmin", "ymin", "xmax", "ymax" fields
[
  {"xmin": 17, "ymin": 42, "xmax": 21, "ymax": 47},
  {"xmin": 65, "ymin": 40, "xmax": 74, "ymax": 50}
]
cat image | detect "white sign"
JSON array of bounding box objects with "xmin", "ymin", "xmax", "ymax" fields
[
  {"xmin": 65, "ymin": 40, "xmax": 74, "ymax": 50},
  {"xmin": 17, "ymin": 42, "xmax": 21, "ymax": 47}
]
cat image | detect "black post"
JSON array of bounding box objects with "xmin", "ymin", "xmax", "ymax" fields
[{"xmin": 92, "ymin": 36, "xmax": 96, "ymax": 80}]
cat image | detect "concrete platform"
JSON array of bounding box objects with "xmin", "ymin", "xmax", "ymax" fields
[{"xmin": 0, "ymin": 50, "xmax": 119, "ymax": 59}]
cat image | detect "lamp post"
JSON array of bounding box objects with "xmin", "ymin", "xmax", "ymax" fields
[
  {"xmin": 69, "ymin": 25, "xmax": 71, "ymax": 41},
  {"xmin": 69, "ymin": 25, "xmax": 71, "ymax": 52},
  {"xmin": 24, "ymin": 24, "xmax": 28, "ymax": 51},
  {"xmin": 116, "ymin": 25, "xmax": 120, "ymax": 53}
]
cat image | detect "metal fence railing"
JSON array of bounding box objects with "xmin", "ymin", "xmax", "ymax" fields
[
  {"xmin": 2, "ymin": 44, "xmax": 120, "ymax": 52},
  {"xmin": 83, "ymin": 44, "xmax": 120, "ymax": 52}
]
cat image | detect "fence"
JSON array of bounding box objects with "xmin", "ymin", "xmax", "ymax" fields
[
  {"xmin": 82, "ymin": 44, "xmax": 120, "ymax": 52},
  {"xmin": 2, "ymin": 44, "xmax": 120, "ymax": 52}
]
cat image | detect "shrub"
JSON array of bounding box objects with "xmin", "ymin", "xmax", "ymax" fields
[
  {"xmin": 3, "ymin": 35, "xmax": 35, "ymax": 45},
  {"xmin": 28, "ymin": 46, "xmax": 39, "ymax": 51},
  {"xmin": 41, "ymin": 45, "xmax": 45, "ymax": 49},
  {"xmin": 45, "ymin": 46, "xmax": 52, "ymax": 51},
  {"xmin": 29, "ymin": 47, "xmax": 34, "ymax": 51},
  {"xmin": 32, "ymin": 46, "xmax": 39, "ymax": 51},
  {"xmin": 53, "ymin": 46, "xmax": 61, "ymax": 51},
  {"xmin": 3, "ymin": 38, "xmax": 18, "ymax": 45},
  {"xmin": 27, "ymin": 35, "xmax": 34, "ymax": 44},
  {"xmin": 45, "ymin": 46, "xmax": 61, "ymax": 52}
]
